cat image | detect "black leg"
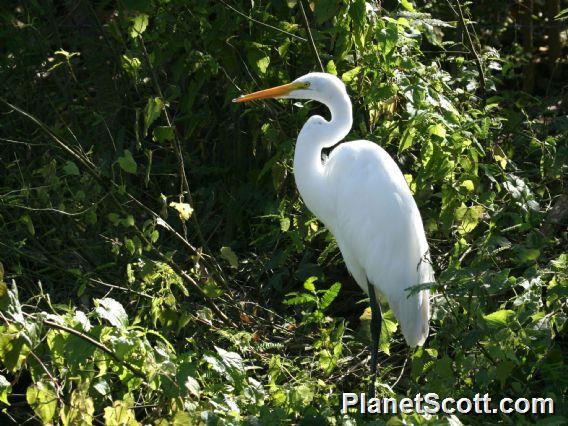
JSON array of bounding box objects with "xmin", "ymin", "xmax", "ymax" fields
[{"xmin": 368, "ymin": 282, "xmax": 382, "ymax": 399}]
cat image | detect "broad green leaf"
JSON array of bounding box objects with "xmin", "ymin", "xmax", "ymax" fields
[
  {"xmin": 461, "ymin": 180, "xmax": 475, "ymax": 192},
  {"xmin": 379, "ymin": 309, "xmax": 398, "ymax": 355},
  {"xmin": 399, "ymin": 0, "xmax": 415, "ymax": 11},
  {"xmin": 95, "ymin": 298, "xmax": 128, "ymax": 328},
  {"xmin": 341, "ymin": 67, "xmax": 361, "ymax": 84},
  {"xmin": 63, "ymin": 161, "xmax": 80, "ymax": 176},
  {"xmin": 60, "ymin": 390, "xmax": 94, "ymax": 426},
  {"xmin": 0, "ymin": 375, "xmax": 11, "ymax": 405},
  {"xmin": 517, "ymin": 248, "xmax": 541, "ymax": 262},
  {"xmin": 246, "ymin": 45, "xmax": 270, "ymax": 75},
  {"xmin": 104, "ymin": 400, "xmax": 139, "ymax": 426},
  {"xmin": 428, "ymin": 123, "xmax": 447, "ymax": 139},
  {"xmin": 483, "ymin": 309, "xmax": 515, "ymax": 329},
  {"xmin": 220, "ymin": 246, "xmax": 238, "ymax": 268},
  {"xmin": 455, "ymin": 204, "xmax": 484, "ymax": 234},
  {"xmin": 314, "ymin": 0, "xmax": 339, "ymax": 24},
  {"xmin": 130, "ymin": 14, "xmax": 149, "ymax": 38},
  {"xmin": 325, "ymin": 60, "xmax": 337, "ymax": 75},
  {"xmin": 169, "ymin": 201, "xmax": 193, "ymax": 221},
  {"xmin": 144, "ymin": 97, "xmax": 164, "ymax": 135},
  {"xmin": 117, "ymin": 150, "xmax": 137, "ymax": 175},
  {"xmin": 26, "ymin": 382, "xmax": 57, "ymax": 424},
  {"xmin": 399, "ymin": 126, "xmax": 416, "ymax": 153},
  {"xmin": 152, "ymin": 126, "xmax": 175, "ymax": 143}
]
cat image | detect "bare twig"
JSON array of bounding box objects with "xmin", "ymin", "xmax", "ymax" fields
[
  {"xmin": 298, "ymin": 1, "xmax": 325, "ymax": 72},
  {"xmin": 445, "ymin": 0, "xmax": 486, "ymax": 93},
  {"xmin": 220, "ymin": 0, "xmax": 307, "ymax": 41}
]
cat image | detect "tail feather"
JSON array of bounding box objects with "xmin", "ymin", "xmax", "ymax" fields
[{"xmin": 385, "ymin": 261, "xmax": 433, "ymax": 347}]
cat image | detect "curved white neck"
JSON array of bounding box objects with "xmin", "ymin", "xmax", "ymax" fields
[{"xmin": 293, "ymin": 92, "xmax": 353, "ymax": 223}]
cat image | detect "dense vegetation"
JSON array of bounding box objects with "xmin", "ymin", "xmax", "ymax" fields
[{"xmin": 0, "ymin": 0, "xmax": 566, "ymax": 424}]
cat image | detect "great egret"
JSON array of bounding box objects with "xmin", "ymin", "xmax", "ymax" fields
[{"xmin": 234, "ymin": 73, "xmax": 433, "ymax": 396}]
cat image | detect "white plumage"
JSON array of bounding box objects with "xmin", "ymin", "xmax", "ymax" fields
[{"xmin": 235, "ymin": 72, "xmax": 433, "ymax": 356}]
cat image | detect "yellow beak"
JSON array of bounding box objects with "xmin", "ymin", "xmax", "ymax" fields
[{"xmin": 233, "ymin": 82, "xmax": 306, "ymax": 103}]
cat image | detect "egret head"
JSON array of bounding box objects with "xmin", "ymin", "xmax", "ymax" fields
[{"xmin": 233, "ymin": 72, "xmax": 348, "ymax": 105}]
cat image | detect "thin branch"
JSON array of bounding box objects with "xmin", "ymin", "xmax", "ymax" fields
[
  {"xmin": 445, "ymin": 0, "xmax": 486, "ymax": 93},
  {"xmin": 43, "ymin": 319, "xmax": 146, "ymax": 379},
  {"xmin": 298, "ymin": 0, "xmax": 325, "ymax": 72},
  {"xmin": 219, "ymin": 0, "xmax": 307, "ymax": 41}
]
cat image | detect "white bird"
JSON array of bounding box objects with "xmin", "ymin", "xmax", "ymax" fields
[{"xmin": 234, "ymin": 72, "xmax": 433, "ymax": 395}]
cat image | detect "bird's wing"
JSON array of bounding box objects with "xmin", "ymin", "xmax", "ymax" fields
[{"xmin": 325, "ymin": 140, "xmax": 432, "ymax": 346}]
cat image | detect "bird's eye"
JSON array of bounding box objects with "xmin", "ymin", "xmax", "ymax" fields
[{"xmin": 302, "ymin": 82, "xmax": 311, "ymax": 89}]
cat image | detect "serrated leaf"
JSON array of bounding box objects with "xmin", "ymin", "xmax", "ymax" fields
[
  {"xmin": 95, "ymin": 298, "xmax": 128, "ymax": 328},
  {"xmin": 117, "ymin": 150, "xmax": 137, "ymax": 174},
  {"xmin": 283, "ymin": 293, "xmax": 316, "ymax": 305},
  {"xmin": 220, "ymin": 246, "xmax": 238, "ymax": 268},
  {"xmin": 303, "ymin": 276, "xmax": 317, "ymax": 292},
  {"xmin": 320, "ymin": 282, "xmax": 341, "ymax": 309}
]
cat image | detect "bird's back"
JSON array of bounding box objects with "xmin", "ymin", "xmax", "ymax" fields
[{"xmin": 322, "ymin": 140, "xmax": 432, "ymax": 347}]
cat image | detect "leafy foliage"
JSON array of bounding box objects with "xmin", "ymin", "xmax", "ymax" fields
[{"xmin": 0, "ymin": 0, "xmax": 566, "ymax": 424}]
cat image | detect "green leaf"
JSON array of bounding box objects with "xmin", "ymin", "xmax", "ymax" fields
[
  {"xmin": 246, "ymin": 45, "xmax": 270, "ymax": 75},
  {"xmin": 379, "ymin": 309, "xmax": 398, "ymax": 355},
  {"xmin": 325, "ymin": 60, "xmax": 337, "ymax": 75},
  {"xmin": 104, "ymin": 400, "xmax": 138, "ymax": 426},
  {"xmin": 95, "ymin": 298, "xmax": 129, "ymax": 328},
  {"xmin": 461, "ymin": 179, "xmax": 475, "ymax": 192},
  {"xmin": 220, "ymin": 246, "xmax": 238, "ymax": 268},
  {"xmin": 63, "ymin": 161, "xmax": 80, "ymax": 176},
  {"xmin": 399, "ymin": 0, "xmax": 415, "ymax": 12},
  {"xmin": 314, "ymin": 0, "xmax": 339, "ymax": 24},
  {"xmin": 144, "ymin": 97, "xmax": 164, "ymax": 135},
  {"xmin": 483, "ymin": 310, "xmax": 515, "ymax": 329},
  {"xmin": 428, "ymin": 123, "xmax": 447, "ymax": 139},
  {"xmin": 153, "ymin": 126, "xmax": 175, "ymax": 143},
  {"xmin": 303, "ymin": 276, "xmax": 317, "ymax": 293},
  {"xmin": 399, "ymin": 126, "xmax": 416, "ymax": 153},
  {"xmin": 320, "ymin": 282, "xmax": 341, "ymax": 309},
  {"xmin": 26, "ymin": 382, "xmax": 57, "ymax": 424},
  {"xmin": 117, "ymin": 150, "xmax": 138, "ymax": 175},
  {"xmin": 20, "ymin": 214, "xmax": 35, "ymax": 236},
  {"xmin": 0, "ymin": 375, "xmax": 11, "ymax": 405},
  {"xmin": 280, "ymin": 217, "xmax": 291, "ymax": 232},
  {"xmin": 455, "ymin": 204, "xmax": 484, "ymax": 234},
  {"xmin": 341, "ymin": 66, "xmax": 361, "ymax": 84},
  {"xmin": 130, "ymin": 14, "xmax": 149, "ymax": 38},
  {"xmin": 283, "ymin": 292, "xmax": 317, "ymax": 305}
]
